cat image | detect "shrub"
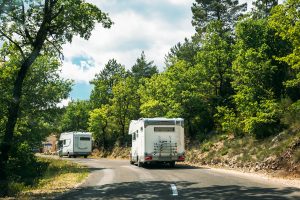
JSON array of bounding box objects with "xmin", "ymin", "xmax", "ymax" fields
[
  {"xmin": 214, "ymin": 106, "xmax": 243, "ymax": 137},
  {"xmin": 6, "ymin": 142, "xmax": 48, "ymax": 185}
]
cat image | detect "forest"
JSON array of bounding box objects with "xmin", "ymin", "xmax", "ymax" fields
[{"xmin": 0, "ymin": 0, "xmax": 300, "ymax": 196}]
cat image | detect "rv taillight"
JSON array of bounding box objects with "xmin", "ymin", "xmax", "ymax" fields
[
  {"xmin": 178, "ymin": 155, "xmax": 185, "ymax": 161},
  {"xmin": 145, "ymin": 156, "xmax": 152, "ymax": 161}
]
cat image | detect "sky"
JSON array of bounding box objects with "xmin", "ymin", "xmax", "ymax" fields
[{"xmin": 59, "ymin": 0, "xmax": 253, "ymax": 106}]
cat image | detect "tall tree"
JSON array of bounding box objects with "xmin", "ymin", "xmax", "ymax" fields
[
  {"xmin": 191, "ymin": 0, "xmax": 246, "ymax": 33},
  {"xmin": 195, "ymin": 21, "xmax": 234, "ymax": 100},
  {"xmin": 165, "ymin": 38, "xmax": 200, "ymax": 67},
  {"xmin": 0, "ymin": 0, "xmax": 112, "ymax": 193},
  {"xmin": 110, "ymin": 77, "xmax": 139, "ymax": 145},
  {"xmin": 131, "ymin": 51, "xmax": 158, "ymax": 80},
  {"xmin": 88, "ymin": 105, "xmax": 110, "ymax": 149},
  {"xmin": 90, "ymin": 59, "xmax": 127, "ymax": 108},
  {"xmin": 269, "ymin": 0, "xmax": 300, "ymax": 92},
  {"xmin": 230, "ymin": 18, "xmax": 288, "ymax": 138},
  {"xmin": 0, "ymin": 48, "xmax": 72, "ymax": 192},
  {"xmin": 252, "ymin": 0, "xmax": 278, "ymax": 18}
]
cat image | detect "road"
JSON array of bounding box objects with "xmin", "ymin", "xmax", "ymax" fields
[{"xmin": 56, "ymin": 158, "xmax": 300, "ymax": 200}]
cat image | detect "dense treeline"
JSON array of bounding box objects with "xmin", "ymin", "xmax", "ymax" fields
[{"xmin": 66, "ymin": 0, "xmax": 300, "ymax": 149}]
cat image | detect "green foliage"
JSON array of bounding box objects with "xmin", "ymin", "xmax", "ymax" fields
[
  {"xmin": 280, "ymin": 99, "xmax": 300, "ymax": 131},
  {"xmin": 269, "ymin": 0, "xmax": 300, "ymax": 89},
  {"xmin": 191, "ymin": 0, "xmax": 246, "ymax": 33},
  {"xmin": 60, "ymin": 100, "xmax": 91, "ymax": 132},
  {"xmin": 131, "ymin": 51, "xmax": 158, "ymax": 79},
  {"xmin": 195, "ymin": 21, "xmax": 234, "ymax": 100},
  {"xmin": 6, "ymin": 142, "xmax": 48, "ymax": 185},
  {"xmin": 201, "ymin": 141, "xmax": 213, "ymax": 152},
  {"xmin": 110, "ymin": 77, "xmax": 139, "ymax": 143},
  {"xmin": 88, "ymin": 105, "xmax": 110, "ymax": 149},
  {"xmin": 252, "ymin": 0, "xmax": 278, "ymax": 18},
  {"xmin": 90, "ymin": 59, "xmax": 127, "ymax": 108},
  {"xmin": 215, "ymin": 106, "xmax": 242, "ymax": 136},
  {"xmin": 165, "ymin": 38, "xmax": 200, "ymax": 66},
  {"xmin": 0, "ymin": 1, "xmax": 112, "ymax": 195}
]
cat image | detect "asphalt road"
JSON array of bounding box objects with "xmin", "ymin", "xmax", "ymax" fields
[{"xmin": 56, "ymin": 158, "xmax": 300, "ymax": 200}]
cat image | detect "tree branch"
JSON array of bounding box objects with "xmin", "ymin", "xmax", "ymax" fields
[
  {"xmin": 21, "ymin": 0, "xmax": 34, "ymax": 45},
  {"xmin": 46, "ymin": 37, "xmax": 64, "ymax": 60},
  {"xmin": 0, "ymin": 29, "xmax": 25, "ymax": 58}
]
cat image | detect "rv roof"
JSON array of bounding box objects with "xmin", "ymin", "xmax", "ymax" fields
[
  {"xmin": 61, "ymin": 132, "xmax": 92, "ymax": 135},
  {"xmin": 141, "ymin": 118, "xmax": 183, "ymax": 121}
]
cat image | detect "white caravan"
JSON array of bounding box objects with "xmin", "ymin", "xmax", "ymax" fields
[
  {"xmin": 58, "ymin": 132, "xmax": 92, "ymax": 158},
  {"xmin": 129, "ymin": 118, "xmax": 185, "ymax": 167}
]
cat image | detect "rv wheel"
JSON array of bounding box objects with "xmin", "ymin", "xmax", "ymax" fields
[
  {"xmin": 130, "ymin": 160, "xmax": 134, "ymax": 165},
  {"xmin": 84, "ymin": 155, "xmax": 87, "ymax": 158},
  {"xmin": 138, "ymin": 160, "xmax": 143, "ymax": 167},
  {"xmin": 170, "ymin": 161, "xmax": 175, "ymax": 168}
]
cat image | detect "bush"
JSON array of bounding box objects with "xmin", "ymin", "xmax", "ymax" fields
[
  {"xmin": 214, "ymin": 106, "xmax": 243, "ymax": 137},
  {"xmin": 6, "ymin": 142, "xmax": 48, "ymax": 185},
  {"xmin": 281, "ymin": 99, "xmax": 300, "ymax": 132},
  {"xmin": 243, "ymin": 100, "xmax": 281, "ymax": 139},
  {"xmin": 201, "ymin": 141, "xmax": 213, "ymax": 152}
]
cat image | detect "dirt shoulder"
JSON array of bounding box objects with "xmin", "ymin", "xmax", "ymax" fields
[{"xmin": 184, "ymin": 161, "xmax": 300, "ymax": 189}]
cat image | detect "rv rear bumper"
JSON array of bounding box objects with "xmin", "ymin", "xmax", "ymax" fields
[
  {"xmin": 141, "ymin": 155, "xmax": 185, "ymax": 162},
  {"xmin": 70, "ymin": 152, "xmax": 91, "ymax": 156}
]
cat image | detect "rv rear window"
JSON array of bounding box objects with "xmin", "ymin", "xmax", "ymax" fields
[
  {"xmin": 154, "ymin": 127, "xmax": 175, "ymax": 132},
  {"xmin": 145, "ymin": 121, "xmax": 175, "ymax": 126},
  {"xmin": 80, "ymin": 137, "xmax": 90, "ymax": 141}
]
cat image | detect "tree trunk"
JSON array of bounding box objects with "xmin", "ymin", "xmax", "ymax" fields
[
  {"xmin": 0, "ymin": 49, "xmax": 40, "ymax": 195},
  {"xmin": 0, "ymin": 1, "xmax": 51, "ymax": 192}
]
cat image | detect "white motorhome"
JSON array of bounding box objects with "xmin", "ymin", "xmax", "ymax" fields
[
  {"xmin": 58, "ymin": 132, "xmax": 92, "ymax": 158},
  {"xmin": 129, "ymin": 118, "xmax": 185, "ymax": 167}
]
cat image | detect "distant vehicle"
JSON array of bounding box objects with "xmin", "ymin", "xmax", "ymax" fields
[
  {"xmin": 129, "ymin": 118, "xmax": 185, "ymax": 167},
  {"xmin": 58, "ymin": 132, "xmax": 92, "ymax": 158}
]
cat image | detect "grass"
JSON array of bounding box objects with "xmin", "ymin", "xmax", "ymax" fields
[{"xmin": 17, "ymin": 157, "xmax": 89, "ymax": 199}]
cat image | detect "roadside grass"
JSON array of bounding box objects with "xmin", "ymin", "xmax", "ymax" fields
[{"xmin": 15, "ymin": 157, "xmax": 88, "ymax": 199}]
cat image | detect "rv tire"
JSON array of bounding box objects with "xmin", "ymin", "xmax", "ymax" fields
[
  {"xmin": 170, "ymin": 161, "xmax": 175, "ymax": 168},
  {"xmin": 84, "ymin": 155, "xmax": 88, "ymax": 158},
  {"xmin": 138, "ymin": 160, "xmax": 143, "ymax": 167}
]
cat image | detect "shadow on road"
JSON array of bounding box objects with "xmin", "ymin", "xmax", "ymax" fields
[
  {"xmin": 141, "ymin": 163, "xmax": 206, "ymax": 170},
  {"xmin": 54, "ymin": 181, "xmax": 300, "ymax": 200}
]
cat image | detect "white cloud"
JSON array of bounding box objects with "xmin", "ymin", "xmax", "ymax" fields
[
  {"xmin": 60, "ymin": 60, "xmax": 100, "ymax": 83},
  {"xmin": 61, "ymin": 1, "xmax": 195, "ymax": 83},
  {"xmin": 57, "ymin": 98, "xmax": 71, "ymax": 108}
]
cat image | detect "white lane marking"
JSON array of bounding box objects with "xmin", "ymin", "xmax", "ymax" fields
[
  {"xmin": 97, "ymin": 169, "xmax": 115, "ymax": 186},
  {"xmin": 170, "ymin": 184, "xmax": 178, "ymax": 196}
]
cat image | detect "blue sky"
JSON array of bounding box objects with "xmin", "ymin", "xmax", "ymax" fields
[{"xmin": 59, "ymin": 0, "xmax": 254, "ymax": 105}]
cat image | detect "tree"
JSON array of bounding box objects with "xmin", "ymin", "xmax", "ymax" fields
[
  {"xmin": 230, "ymin": 18, "xmax": 286, "ymax": 138},
  {"xmin": 90, "ymin": 59, "xmax": 127, "ymax": 108},
  {"xmin": 88, "ymin": 105, "xmax": 110, "ymax": 149},
  {"xmin": 195, "ymin": 21, "xmax": 234, "ymax": 101},
  {"xmin": 191, "ymin": 0, "xmax": 246, "ymax": 33},
  {"xmin": 252, "ymin": 0, "xmax": 278, "ymax": 18},
  {"xmin": 0, "ymin": 0, "xmax": 112, "ymax": 193},
  {"xmin": 0, "ymin": 50, "xmax": 72, "ymax": 192},
  {"xmin": 269, "ymin": 0, "xmax": 300, "ymax": 90},
  {"xmin": 110, "ymin": 77, "xmax": 139, "ymax": 145},
  {"xmin": 165, "ymin": 38, "xmax": 200, "ymax": 67},
  {"xmin": 60, "ymin": 100, "xmax": 91, "ymax": 132},
  {"xmin": 131, "ymin": 51, "xmax": 158, "ymax": 80}
]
